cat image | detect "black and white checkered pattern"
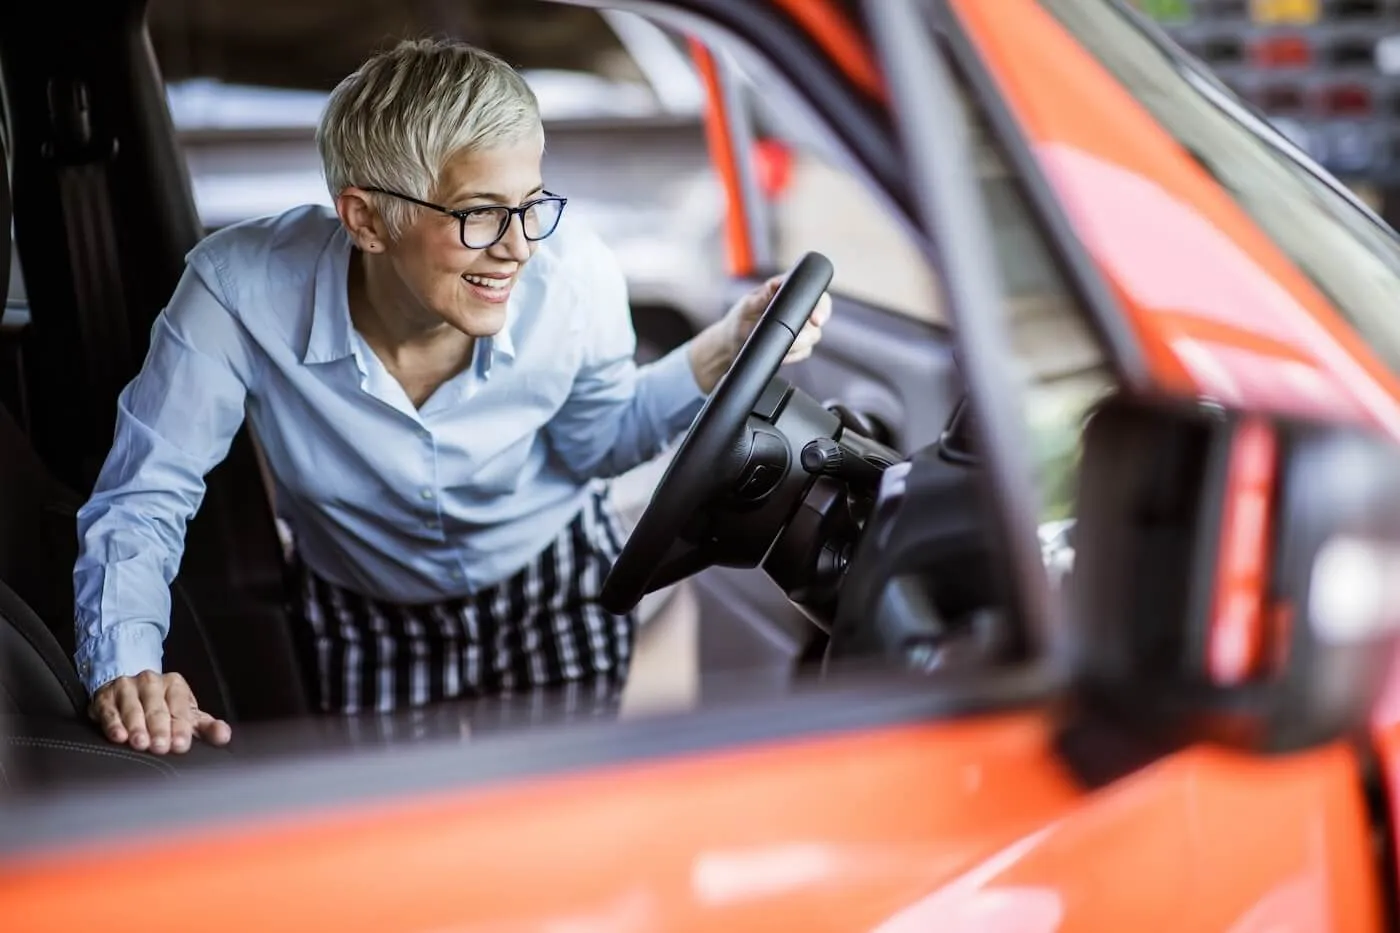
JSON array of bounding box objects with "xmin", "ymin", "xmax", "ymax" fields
[{"xmin": 292, "ymin": 489, "xmax": 636, "ymax": 715}]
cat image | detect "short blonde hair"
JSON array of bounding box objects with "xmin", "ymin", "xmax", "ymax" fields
[{"xmin": 317, "ymin": 37, "xmax": 541, "ymax": 237}]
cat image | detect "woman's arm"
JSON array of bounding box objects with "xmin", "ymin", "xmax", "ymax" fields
[
  {"xmin": 542, "ymin": 239, "xmax": 706, "ymax": 482},
  {"xmin": 73, "ymin": 257, "xmax": 257, "ymax": 698}
]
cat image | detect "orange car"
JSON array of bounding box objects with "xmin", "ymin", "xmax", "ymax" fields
[{"xmin": 7, "ymin": 0, "xmax": 1400, "ymax": 929}]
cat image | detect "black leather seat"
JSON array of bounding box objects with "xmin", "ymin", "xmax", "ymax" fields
[
  {"xmin": 0, "ymin": 442, "xmax": 234, "ymax": 791},
  {"xmin": 0, "ymin": 578, "xmax": 231, "ymax": 793},
  {"xmin": 0, "ymin": 560, "xmax": 232, "ymax": 792},
  {"xmin": 0, "ymin": 575, "xmax": 86, "ymax": 719}
]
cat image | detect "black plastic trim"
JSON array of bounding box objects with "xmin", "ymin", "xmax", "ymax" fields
[{"xmin": 1355, "ymin": 736, "xmax": 1400, "ymax": 933}]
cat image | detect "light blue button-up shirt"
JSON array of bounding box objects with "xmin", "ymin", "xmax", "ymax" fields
[{"xmin": 72, "ymin": 204, "xmax": 707, "ymax": 694}]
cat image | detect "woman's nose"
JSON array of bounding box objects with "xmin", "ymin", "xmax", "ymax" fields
[{"xmin": 492, "ymin": 213, "xmax": 531, "ymax": 261}]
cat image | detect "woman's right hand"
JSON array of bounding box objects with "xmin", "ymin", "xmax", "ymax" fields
[{"xmin": 88, "ymin": 671, "xmax": 232, "ymax": 753}]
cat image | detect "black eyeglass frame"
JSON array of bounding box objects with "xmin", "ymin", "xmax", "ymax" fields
[{"xmin": 360, "ymin": 186, "xmax": 568, "ymax": 249}]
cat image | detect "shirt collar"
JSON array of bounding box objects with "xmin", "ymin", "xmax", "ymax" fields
[
  {"xmin": 471, "ymin": 274, "xmax": 524, "ymax": 377},
  {"xmin": 491, "ymin": 307, "xmax": 516, "ymax": 362},
  {"xmin": 301, "ymin": 223, "xmax": 523, "ymax": 369},
  {"xmin": 302, "ymin": 224, "xmax": 355, "ymax": 365}
]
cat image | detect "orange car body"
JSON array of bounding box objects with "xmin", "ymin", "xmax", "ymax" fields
[
  {"xmin": 5, "ymin": 1, "xmax": 1400, "ymax": 930},
  {"xmin": 4, "ymin": 713, "xmax": 1386, "ymax": 932}
]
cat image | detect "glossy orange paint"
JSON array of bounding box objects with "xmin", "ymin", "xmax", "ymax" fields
[
  {"xmin": 768, "ymin": 0, "xmax": 886, "ymax": 101},
  {"xmin": 690, "ymin": 38, "xmax": 755, "ymax": 277},
  {"xmin": 951, "ymin": 0, "xmax": 1400, "ymax": 441},
  {"xmin": 1207, "ymin": 417, "xmax": 1279, "ymax": 685},
  {"xmin": 2, "ymin": 713, "xmax": 1384, "ymax": 931}
]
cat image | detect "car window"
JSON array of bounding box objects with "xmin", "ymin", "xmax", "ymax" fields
[
  {"xmin": 969, "ymin": 99, "xmax": 1113, "ymax": 525},
  {"xmin": 1040, "ymin": 0, "xmax": 1400, "ymax": 382},
  {"xmin": 743, "ymin": 57, "xmax": 1111, "ymax": 524}
]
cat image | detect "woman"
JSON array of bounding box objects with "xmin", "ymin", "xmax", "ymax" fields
[{"xmin": 73, "ymin": 38, "xmax": 829, "ymax": 754}]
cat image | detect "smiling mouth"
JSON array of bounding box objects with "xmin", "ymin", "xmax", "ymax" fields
[{"xmin": 462, "ymin": 273, "xmax": 512, "ymax": 291}]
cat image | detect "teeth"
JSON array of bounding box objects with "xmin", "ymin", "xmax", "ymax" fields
[{"xmin": 464, "ymin": 274, "xmax": 509, "ymax": 289}]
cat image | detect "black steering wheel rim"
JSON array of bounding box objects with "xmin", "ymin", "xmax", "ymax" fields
[{"xmin": 600, "ymin": 252, "xmax": 834, "ymax": 614}]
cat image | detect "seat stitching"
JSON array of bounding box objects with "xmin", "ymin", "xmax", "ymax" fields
[{"xmin": 1, "ymin": 737, "xmax": 178, "ymax": 775}]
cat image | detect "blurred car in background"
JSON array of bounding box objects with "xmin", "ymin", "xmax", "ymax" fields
[
  {"xmin": 161, "ymin": 8, "xmax": 729, "ymax": 363},
  {"xmin": 1132, "ymin": 0, "xmax": 1397, "ymax": 219}
]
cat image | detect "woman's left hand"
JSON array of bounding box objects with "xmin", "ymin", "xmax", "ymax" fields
[
  {"xmin": 687, "ymin": 275, "xmax": 833, "ymax": 393},
  {"xmin": 725, "ymin": 274, "xmax": 832, "ymax": 366}
]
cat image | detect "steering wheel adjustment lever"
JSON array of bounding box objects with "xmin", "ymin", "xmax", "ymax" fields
[{"xmin": 801, "ymin": 437, "xmax": 886, "ymax": 489}]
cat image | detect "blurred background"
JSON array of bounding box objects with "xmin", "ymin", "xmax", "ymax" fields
[{"xmin": 1129, "ymin": 0, "xmax": 1400, "ymax": 222}]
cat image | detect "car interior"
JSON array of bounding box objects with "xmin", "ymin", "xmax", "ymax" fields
[{"xmin": 0, "ymin": 0, "xmax": 1118, "ymax": 796}]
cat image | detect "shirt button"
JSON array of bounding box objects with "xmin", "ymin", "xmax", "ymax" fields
[
  {"xmin": 450, "ymin": 568, "xmax": 464, "ymax": 581},
  {"xmin": 420, "ymin": 488, "xmax": 435, "ymax": 500},
  {"xmin": 425, "ymin": 519, "xmax": 439, "ymax": 530}
]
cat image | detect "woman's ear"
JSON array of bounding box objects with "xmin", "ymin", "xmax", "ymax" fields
[{"xmin": 335, "ymin": 187, "xmax": 389, "ymax": 252}]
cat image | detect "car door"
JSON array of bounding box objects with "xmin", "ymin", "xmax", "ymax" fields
[{"xmin": 2, "ymin": 4, "xmax": 1386, "ymax": 930}]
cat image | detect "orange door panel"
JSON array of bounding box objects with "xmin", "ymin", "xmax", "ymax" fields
[{"xmin": 0, "ymin": 712, "xmax": 1382, "ymax": 932}]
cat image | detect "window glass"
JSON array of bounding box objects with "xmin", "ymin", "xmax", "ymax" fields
[
  {"xmin": 1041, "ymin": 0, "xmax": 1400, "ymax": 381},
  {"xmin": 746, "ymin": 58, "xmax": 1111, "ymax": 523}
]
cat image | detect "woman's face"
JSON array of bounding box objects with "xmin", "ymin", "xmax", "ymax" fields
[{"xmin": 384, "ymin": 127, "xmax": 547, "ymax": 338}]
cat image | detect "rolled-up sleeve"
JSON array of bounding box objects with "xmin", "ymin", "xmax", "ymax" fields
[
  {"xmin": 73, "ymin": 253, "xmax": 255, "ymax": 695},
  {"xmin": 543, "ymin": 238, "xmax": 706, "ymax": 481}
]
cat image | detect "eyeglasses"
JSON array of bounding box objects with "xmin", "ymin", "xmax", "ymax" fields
[{"xmin": 361, "ymin": 187, "xmax": 568, "ymax": 249}]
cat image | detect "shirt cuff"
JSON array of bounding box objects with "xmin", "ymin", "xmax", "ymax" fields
[{"xmin": 74, "ymin": 623, "xmax": 165, "ymax": 696}]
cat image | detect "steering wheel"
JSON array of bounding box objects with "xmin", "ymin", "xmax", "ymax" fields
[{"xmin": 600, "ymin": 252, "xmax": 834, "ymax": 614}]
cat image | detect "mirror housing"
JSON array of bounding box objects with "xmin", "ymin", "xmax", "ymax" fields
[{"xmin": 1068, "ymin": 398, "xmax": 1400, "ymax": 754}]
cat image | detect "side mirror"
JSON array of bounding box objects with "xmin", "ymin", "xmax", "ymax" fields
[{"xmin": 1068, "ymin": 398, "xmax": 1400, "ymax": 754}]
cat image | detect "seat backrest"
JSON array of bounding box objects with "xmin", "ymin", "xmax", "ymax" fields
[
  {"xmin": 0, "ymin": 576, "xmax": 86, "ymax": 717},
  {"xmin": 0, "ymin": 116, "xmax": 85, "ymax": 719}
]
